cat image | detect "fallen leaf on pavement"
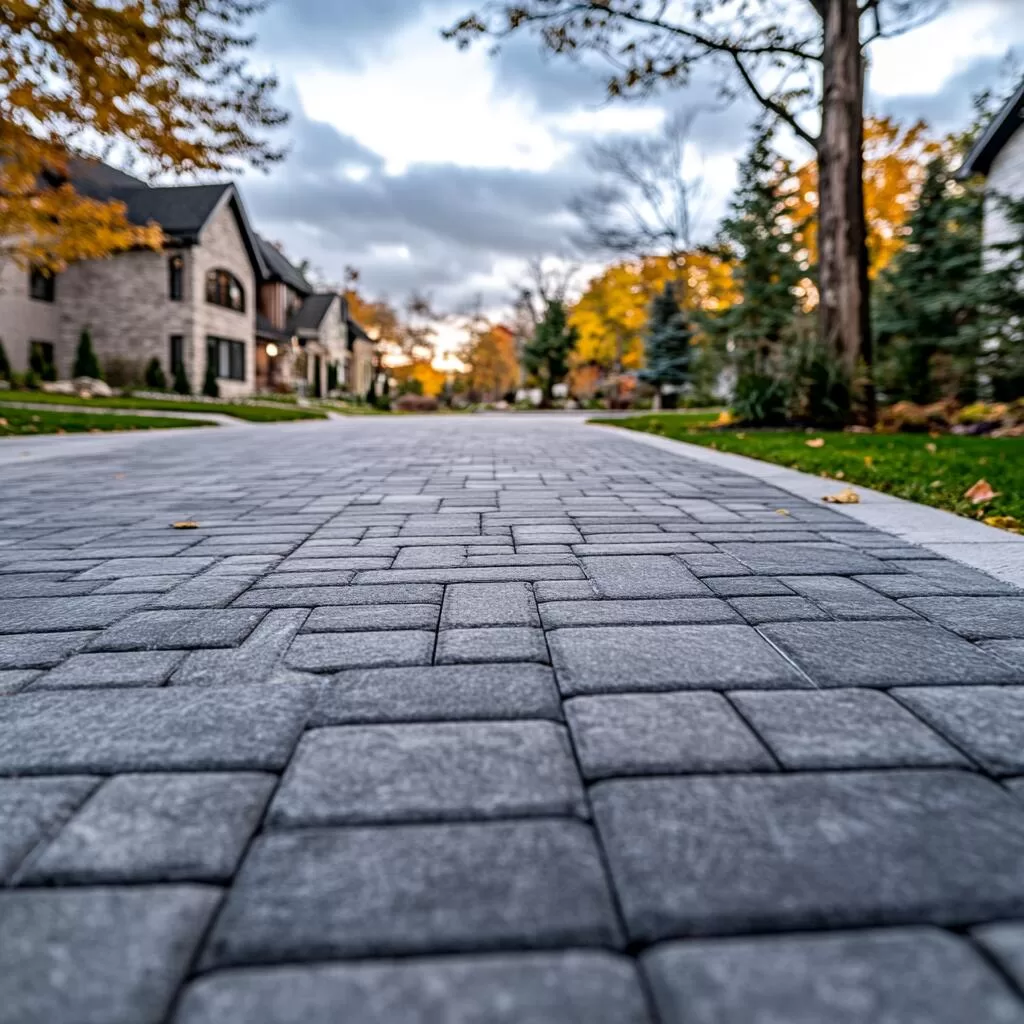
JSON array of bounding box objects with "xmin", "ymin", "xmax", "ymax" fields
[
  {"xmin": 823, "ymin": 487, "xmax": 860, "ymax": 504},
  {"xmin": 964, "ymin": 479, "xmax": 998, "ymax": 505},
  {"xmin": 775, "ymin": 509, "xmax": 791, "ymax": 516},
  {"xmin": 984, "ymin": 515, "xmax": 1023, "ymax": 533},
  {"xmin": 805, "ymin": 438, "xmax": 825, "ymax": 448},
  {"xmin": 171, "ymin": 520, "xmax": 200, "ymax": 529}
]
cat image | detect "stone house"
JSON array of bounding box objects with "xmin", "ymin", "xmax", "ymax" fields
[
  {"xmin": 0, "ymin": 159, "xmax": 373, "ymax": 397},
  {"xmin": 961, "ymin": 78, "xmax": 1024, "ymax": 268}
]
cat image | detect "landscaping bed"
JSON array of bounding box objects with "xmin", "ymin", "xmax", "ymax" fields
[
  {"xmin": 596, "ymin": 412, "xmax": 1024, "ymax": 530},
  {"xmin": 0, "ymin": 390, "xmax": 327, "ymax": 422},
  {"xmin": 0, "ymin": 407, "xmax": 216, "ymax": 436}
]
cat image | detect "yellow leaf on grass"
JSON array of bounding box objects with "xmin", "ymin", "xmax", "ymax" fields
[
  {"xmin": 984, "ymin": 515, "xmax": 1023, "ymax": 533},
  {"xmin": 0, "ymin": 418, "xmax": 7, "ymax": 427},
  {"xmin": 964, "ymin": 479, "xmax": 998, "ymax": 505},
  {"xmin": 823, "ymin": 487, "xmax": 860, "ymax": 504},
  {"xmin": 835, "ymin": 471, "xmax": 845, "ymax": 479},
  {"xmin": 171, "ymin": 520, "xmax": 200, "ymax": 530},
  {"xmin": 930, "ymin": 479, "xmax": 943, "ymax": 488},
  {"xmin": 805, "ymin": 438, "xmax": 825, "ymax": 448},
  {"xmin": 714, "ymin": 410, "xmax": 735, "ymax": 427},
  {"xmin": 925, "ymin": 442, "xmax": 937, "ymax": 453}
]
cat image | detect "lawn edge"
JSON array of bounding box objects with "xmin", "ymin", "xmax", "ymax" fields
[{"xmin": 591, "ymin": 421, "xmax": 1024, "ymax": 590}]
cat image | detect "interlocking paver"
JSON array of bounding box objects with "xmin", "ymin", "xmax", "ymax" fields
[
  {"xmin": 268, "ymin": 721, "xmax": 585, "ymax": 825},
  {"xmin": 549, "ymin": 624, "xmax": 807, "ymax": 695},
  {"xmin": 313, "ymin": 663, "xmax": 562, "ymax": 724},
  {"xmin": 566, "ymin": 693, "xmax": 774, "ymax": 779},
  {"xmin": 6, "ymin": 417, "xmax": 1024, "ymax": 1021},
  {"xmin": 0, "ymin": 776, "xmax": 98, "ymax": 881},
  {"xmin": 592, "ymin": 771, "xmax": 1024, "ymax": 942},
  {"xmin": 759, "ymin": 620, "xmax": 1020, "ymax": 686},
  {"xmin": 25, "ymin": 773, "xmax": 275, "ymax": 884},
  {"xmin": 643, "ymin": 928, "xmax": 1024, "ymax": 1024},
  {"xmin": 731, "ymin": 690, "xmax": 967, "ymax": 769},
  {"xmin": 203, "ymin": 821, "xmax": 622, "ymax": 966},
  {"xmin": 0, "ymin": 685, "xmax": 315, "ymax": 773},
  {"xmin": 175, "ymin": 952, "xmax": 651, "ymax": 1024},
  {"xmin": 0, "ymin": 886, "xmax": 221, "ymax": 1024}
]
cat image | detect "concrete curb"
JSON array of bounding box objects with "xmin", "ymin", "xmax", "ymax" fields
[{"xmin": 595, "ymin": 424, "xmax": 1024, "ymax": 589}]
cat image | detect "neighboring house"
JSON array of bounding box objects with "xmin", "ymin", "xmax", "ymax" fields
[
  {"xmin": 0, "ymin": 158, "xmax": 373, "ymax": 398},
  {"xmin": 345, "ymin": 309, "xmax": 376, "ymax": 397},
  {"xmin": 960, "ymin": 78, "xmax": 1024, "ymax": 269}
]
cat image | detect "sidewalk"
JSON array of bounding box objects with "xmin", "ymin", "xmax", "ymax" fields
[{"xmin": 2, "ymin": 415, "xmax": 1024, "ymax": 1024}]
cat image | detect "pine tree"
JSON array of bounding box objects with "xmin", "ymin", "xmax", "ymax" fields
[
  {"xmin": 874, "ymin": 155, "xmax": 985, "ymax": 404},
  {"xmin": 639, "ymin": 283, "xmax": 693, "ymax": 406},
  {"xmin": 202, "ymin": 353, "xmax": 219, "ymax": 398},
  {"xmin": 73, "ymin": 328, "xmax": 103, "ymax": 379},
  {"xmin": 173, "ymin": 359, "xmax": 191, "ymax": 395},
  {"xmin": 144, "ymin": 357, "xmax": 167, "ymax": 389},
  {"xmin": 0, "ymin": 341, "xmax": 10, "ymax": 381},
  {"xmin": 703, "ymin": 125, "xmax": 805, "ymax": 423},
  {"xmin": 523, "ymin": 299, "xmax": 578, "ymax": 403}
]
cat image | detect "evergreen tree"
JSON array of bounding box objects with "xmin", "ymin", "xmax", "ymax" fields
[
  {"xmin": 523, "ymin": 299, "xmax": 578, "ymax": 403},
  {"xmin": 703, "ymin": 125, "xmax": 806, "ymax": 423},
  {"xmin": 73, "ymin": 328, "xmax": 103, "ymax": 379},
  {"xmin": 202, "ymin": 353, "xmax": 219, "ymax": 398},
  {"xmin": 0, "ymin": 340, "xmax": 10, "ymax": 381},
  {"xmin": 144, "ymin": 357, "xmax": 167, "ymax": 389},
  {"xmin": 874, "ymin": 155, "xmax": 985, "ymax": 403},
  {"xmin": 173, "ymin": 359, "xmax": 191, "ymax": 395},
  {"xmin": 639, "ymin": 282, "xmax": 693, "ymax": 406}
]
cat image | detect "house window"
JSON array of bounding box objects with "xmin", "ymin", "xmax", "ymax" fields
[
  {"xmin": 207, "ymin": 336, "xmax": 245, "ymax": 380},
  {"xmin": 205, "ymin": 268, "xmax": 245, "ymax": 312},
  {"xmin": 169, "ymin": 335, "xmax": 185, "ymax": 372},
  {"xmin": 168, "ymin": 256, "xmax": 184, "ymax": 300},
  {"xmin": 29, "ymin": 267, "xmax": 56, "ymax": 302}
]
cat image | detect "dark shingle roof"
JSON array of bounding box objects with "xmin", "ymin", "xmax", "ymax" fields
[
  {"xmin": 257, "ymin": 236, "xmax": 314, "ymax": 294},
  {"xmin": 256, "ymin": 313, "xmax": 292, "ymax": 343},
  {"xmin": 288, "ymin": 293, "xmax": 338, "ymax": 333},
  {"xmin": 960, "ymin": 79, "xmax": 1024, "ymax": 178},
  {"xmin": 109, "ymin": 184, "xmax": 232, "ymax": 241},
  {"xmin": 347, "ymin": 318, "xmax": 371, "ymax": 350}
]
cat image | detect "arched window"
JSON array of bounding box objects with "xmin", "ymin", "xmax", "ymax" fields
[
  {"xmin": 168, "ymin": 255, "xmax": 184, "ymax": 300},
  {"xmin": 205, "ymin": 268, "xmax": 245, "ymax": 312}
]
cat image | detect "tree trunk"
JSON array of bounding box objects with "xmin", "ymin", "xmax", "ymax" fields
[{"xmin": 818, "ymin": 0, "xmax": 871, "ymax": 420}]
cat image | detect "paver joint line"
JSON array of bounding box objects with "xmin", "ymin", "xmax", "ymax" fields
[{"xmin": 2, "ymin": 414, "xmax": 1024, "ymax": 1023}]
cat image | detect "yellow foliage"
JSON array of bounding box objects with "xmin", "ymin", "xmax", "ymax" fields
[
  {"xmin": 1, "ymin": 0, "xmax": 284, "ymax": 271},
  {"xmin": 789, "ymin": 116, "xmax": 942, "ymax": 281},
  {"xmin": 465, "ymin": 325, "xmax": 518, "ymax": 401},
  {"xmin": 569, "ymin": 253, "xmax": 737, "ymax": 374},
  {"xmin": 392, "ymin": 360, "xmax": 449, "ymax": 398}
]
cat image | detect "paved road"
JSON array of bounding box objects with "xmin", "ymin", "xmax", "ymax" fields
[{"xmin": 4, "ymin": 416, "xmax": 1024, "ymax": 1024}]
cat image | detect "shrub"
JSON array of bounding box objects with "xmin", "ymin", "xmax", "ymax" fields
[
  {"xmin": 144, "ymin": 357, "xmax": 167, "ymax": 390},
  {"xmin": 202, "ymin": 356, "xmax": 219, "ymax": 398},
  {"xmin": 732, "ymin": 367, "xmax": 790, "ymax": 426},
  {"xmin": 73, "ymin": 329, "xmax": 103, "ymax": 379},
  {"xmin": 22, "ymin": 369, "xmax": 40, "ymax": 390},
  {"xmin": 393, "ymin": 393, "xmax": 438, "ymax": 412},
  {"xmin": 172, "ymin": 360, "xmax": 191, "ymax": 395},
  {"xmin": 103, "ymin": 356, "xmax": 144, "ymax": 389},
  {"xmin": 0, "ymin": 340, "xmax": 10, "ymax": 381}
]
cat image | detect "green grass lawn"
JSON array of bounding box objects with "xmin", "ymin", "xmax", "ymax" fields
[
  {"xmin": 0, "ymin": 407, "xmax": 216, "ymax": 437},
  {"xmin": 596, "ymin": 412, "xmax": 1024, "ymax": 529},
  {"xmin": 0, "ymin": 390, "xmax": 327, "ymax": 422}
]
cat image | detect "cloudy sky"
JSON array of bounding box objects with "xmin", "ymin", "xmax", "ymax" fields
[{"xmin": 237, "ymin": 0, "xmax": 1023, "ymax": 324}]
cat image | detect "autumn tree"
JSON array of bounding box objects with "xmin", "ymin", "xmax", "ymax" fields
[
  {"xmin": 523, "ymin": 299, "xmax": 579, "ymax": 403},
  {"xmin": 447, "ymin": 0, "xmax": 943, "ymax": 419},
  {"xmin": 465, "ymin": 325, "xmax": 519, "ymax": 401},
  {"xmin": 1, "ymin": 0, "xmax": 287, "ymax": 272}
]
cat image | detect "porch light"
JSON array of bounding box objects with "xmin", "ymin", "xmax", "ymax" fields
[{"xmin": 266, "ymin": 343, "xmax": 278, "ymax": 357}]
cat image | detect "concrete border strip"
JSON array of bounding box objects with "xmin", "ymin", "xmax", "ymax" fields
[{"xmin": 593, "ymin": 423, "xmax": 1024, "ymax": 589}]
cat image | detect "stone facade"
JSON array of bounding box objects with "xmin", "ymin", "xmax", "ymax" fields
[{"xmin": 1, "ymin": 193, "xmax": 256, "ymax": 396}]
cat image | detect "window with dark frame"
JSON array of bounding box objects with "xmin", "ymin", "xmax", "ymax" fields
[
  {"xmin": 206, "ymin": 336, "xmax": 245, "ymax": 381},
  {"xmin": 29, "ymin": 267, "xmax": 56, "ymax": 302},
  {"xmin": 169, "ymin": 335, "xmax": 185, "ymax": 372},
  {"xmin": 168, "ymin": 256, "xmax": 184, "ymax": 300},
  {"xmin": 205, "ymin": 268, "xmax": 245, "ymax": 312}
]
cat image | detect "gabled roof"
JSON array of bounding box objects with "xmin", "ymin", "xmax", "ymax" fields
[
  {"xmin": 62, "ymin": 159, "xmax": 268, "ymax": 277},
  {"xmin": 347, "ymin": 317, "xmax": 371, "ymax": 350},
  {"xmin": 256, "ymin": 236, "xmax": 314, "ymax": 294},
  {"xmin": 288, "ymin": 293, "xmax": 338, "ymax": 334},
  {"xmin": 959, "ymin": 78, "xmax": 1024, "ymax": 178}
]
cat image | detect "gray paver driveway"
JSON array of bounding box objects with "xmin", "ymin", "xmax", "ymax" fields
[{"xmin": 4, "ymin": 415, "xmax": 1024, "ymax": 1023}]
